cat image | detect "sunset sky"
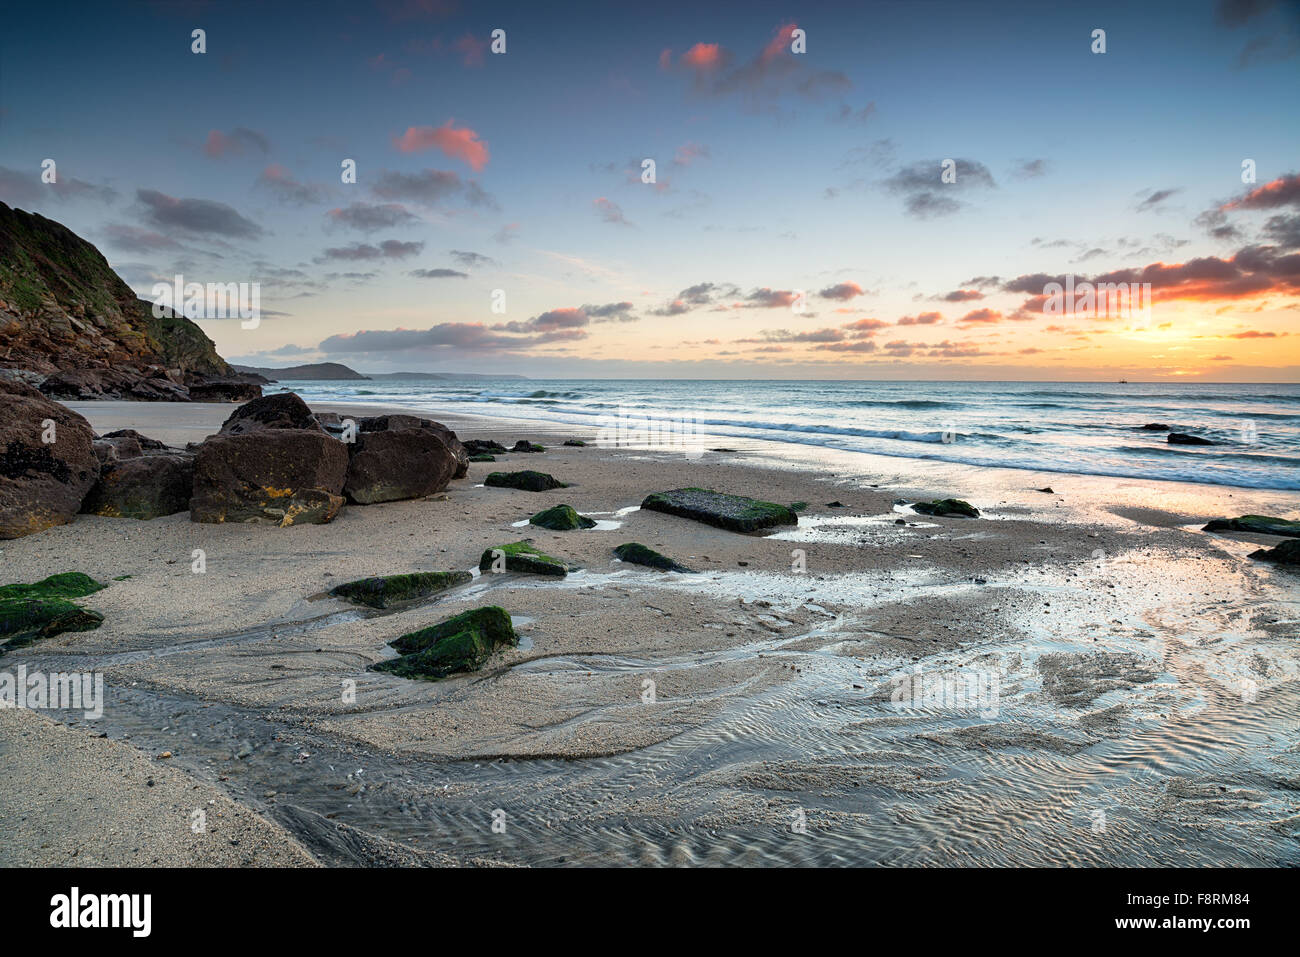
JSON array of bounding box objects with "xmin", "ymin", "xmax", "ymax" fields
[{"xmin": 2, "ymin": 0, "xmax": 1298, "ymax": 380}]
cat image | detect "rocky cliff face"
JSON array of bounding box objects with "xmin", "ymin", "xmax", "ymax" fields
[{"xmin": 0, "ymin": 202, "xmax": 257, "ymax": 401}]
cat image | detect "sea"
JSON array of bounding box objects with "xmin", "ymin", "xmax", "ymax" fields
[{"xmin": 282, "ymin": 378, "xmax": 1300, "ymax": 491}]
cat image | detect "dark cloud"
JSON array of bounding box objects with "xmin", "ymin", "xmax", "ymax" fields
[
  {"xmin": 326, "ymin": 202, "xmax": 419, "ymax": 232},
  {"xmin": 371, "ymin": 168, "xmax": 497, "ymax": 209},
  {"xmin": 882, "ymin": 159, "xmax": 995, "ymax": 218},
  {"xmin": 257, "ymin": 164, "xmax": 326, "ymax": 206},
  {"xmin": 1135, "ymin": 187, "xmax": 1182, "ymax": 212},
  {"xmin": 449, "ymin": 249, "xmax": 495, "ymax": 268},
  {"xmin": 410, "ymin": 267, "xmax": 468, "ymax": 278},
  {"xmin": 314, "ymin": 239, "xmax": 424, "ymax": 262},
  {"xmin": 0, "ymin": 165, "xmax": 118, "ymax": 206},
  {"xmin": 135, "ymin": 188, "xmax": 263, "ymax": 238}
]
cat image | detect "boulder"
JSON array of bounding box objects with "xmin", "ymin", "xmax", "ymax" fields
[
  {"xmin": 1139, "ymin": 423, "xmax": 1170, "ymax": 431},
  {"xmin": 371, "ymin": 606, "xmax": 517, "ymax": 680},
  {"xmin": 563, "ymin": 439, "xmax": 586, "ymax": 447},
  {"xmin": 190, "ymin": 430, "xmax": 348, "ymax": 526},
  {"xmin": 0, "ymin": 572, "xmax": 105, "ymax": 652},
  {"xmin": 478, "ymin": 541, "xmax": 569, "ymax": 576},
  {"xmin": 469, "ymin": 454, "xmax": 496, "ymax": 463},
  {"xmin": 464, "ymin": 439, "xmax": 508, "ymax": 455},
  {"xmin": 330, "ymin": 570, "xmax": 472, "ymax": 609},
  {"xmin": 511, "ymin": 440, "xmax": 545, "ymax": 453},
  {"xmin": 1203, "ymin": 515, "xmax": 1300, "ymax": 538},
  {"xmin": 640, "ymin": 487, "xmax": 798, "ymax": 533},
  {"xmin": 218, "ymin": 392, "xmax": 323, "ymax": 435},
  {"xmin": 1249, "ymin": 539, "xmax": 1300, "ymax": 565},
  {"xmin": 82, "ymin": 449, "xmax": 194, "ymax": 520},
  {"xmin": 529, "ymin": 504, "xmax": 596, "ymax": 530},
  {"xmin": 185, "ymin": 376, "xmax": 262, "ymax": 403},
  {"xmin": 344, "ymin": 427, "xmax": 459, "ymax": 504},
  {"xmin": 912, "ymin": 498, "xmax": 981, "ymax": 518},
  {"xmin": 0, "ymin": 380, "xmax": 99, "ymax": 539},
  {"xmin": 357, "ymin": 415, "xmax": 468, "ymax": 479},
  {"xmin": 613, "ymin": 542, "xmax": 695, "ymax": 573},
  {"xmin": 1168, "ymin": 432, "xmax": 1214, "ymax": 446},
  {"xmin": 484, "ymin": 470, "xmax": 566, "ymax": 492}
]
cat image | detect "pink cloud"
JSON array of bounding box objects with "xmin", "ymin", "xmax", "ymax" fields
[
  {"xmin": 453, "ymin": 33, "xmax": 487, "ymax": 67},
  {"xmin": 681, "ymin": 43, "xmax": 724, "ymax": 70},
  {"xmin": 392, "ymin": 120, "xmax": 489, "ymax": 171},
  {"xmin": 761, "ymin": 24, "xmax": 798, "ymax": 64}
]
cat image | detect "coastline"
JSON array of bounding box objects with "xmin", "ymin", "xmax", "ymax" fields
[{"xmin": 2, "ymin": 397, "xmax": 1298, "ymax": 866}]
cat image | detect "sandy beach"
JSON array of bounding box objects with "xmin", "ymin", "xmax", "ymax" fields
[{"xmin": 2, "ymin": 397, "xmax": 1298, "ymax": 867}]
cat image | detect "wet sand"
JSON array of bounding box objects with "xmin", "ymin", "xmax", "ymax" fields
[{"xmin": 1, "ymin": 398, "xmax": 1298, "ymax": 866}]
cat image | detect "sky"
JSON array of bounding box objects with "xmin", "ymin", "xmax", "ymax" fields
[{"xmin": 1, "ymin": 0, "xmax": 1298, "ymax": 381}]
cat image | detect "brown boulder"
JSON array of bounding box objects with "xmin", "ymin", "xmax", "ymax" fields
[
  {"xmin": 218, "ymin": 392, "xmax": 323, "ymax": 435},
  {"xmin": 82, "ymin": 450, "xmax": 194, "ymax": 520},
  {"xmin": 357, "ymin": 414, "xmax": 468, "ymax": 479},
  {"xmin": 191, "ymin": 430, "xmax": 348, "ymax": 526},
  {"xmin": 0, "ymin": 380, "xmax": 99, "ymax": 538},
  {"xmin": 344, "ymin": 427, "xmax": 459, "ymax": 504}
]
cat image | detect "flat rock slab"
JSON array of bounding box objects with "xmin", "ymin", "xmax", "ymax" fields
[
  {"xmin": 529, "ymin": 504, "xmax": 595, "ymax": 530},
  {"xmin": 1204, "ymin": 515, "xmax": 1300, "ymax": 538},
  {"xmin": 372, "ymin": 606, "xmax": 518, "ymax": 680},
  {"xmin": 330, "ymin": 570, "xmax": 472, "ymax": 609},
  {"xmin": 613, "ymin": 542, "xmax": 695, "ymax": 573},
  {"xmin": 485, "ymin": 470, "xmax": 566, "ymax": 492},
  {"xmin": 479, "ymin": 541, "xmax": 569, "ymax": 576},
  {"xmin": 640, "ymin": 488, "xmax": 798, "ymax": 533},
  {"xmin": 912, "ymin": 498, "xmax": 981, "ymax": 518}
]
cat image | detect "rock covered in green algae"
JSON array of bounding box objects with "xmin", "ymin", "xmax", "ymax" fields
[
  {"xmin": 0, "ymin": 572, "xmax": 106, "ymax": 651},
  {"xmin": 613, "ymin": 542, "xmax": 695, "ymax": 573},
  {"xmin": 478, "ymin": 541, "xmax": 569, "ymax": 576},
  {"xmin": 330, "ymin": 570, "xmax": 472, "ymax": 609},
  {"xmin": 1249, "ymin": 539, "xmax": 1300, "ymax": 565},
  {"xmin": 640, "ymin": 488, "xmax": 799, "ymax": 533},
  {"xmin": 484, "ymin": 470, "xmax": 567, "ymax": 492},
  {"xmin": 468, "ymin": 453, "xmax": 496, "ymax": 462},
  {"xmin": 371, "ymin": 606, "xmax": 518, "ymax": 680},
  {"xmin": 1203, "ymin": 515, "xmax": 1300, "ymax": 538},
  {"xmin": 912, "ymin": 499, "xmax": 981, "ymax": 518},
  {"xmin": 563, "ymin": 439, "xmax": 586, "ymax": 447},
  {"xmin": 529, "ymin": 504, "xmax": 596, "ymax": 530}
]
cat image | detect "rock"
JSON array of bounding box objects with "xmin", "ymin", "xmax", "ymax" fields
[
  {"xmin": 330, "ymin": 570, "xmax": 472, "ymax": 609},
  {"xmin": 344, "ymin": 427, "xmax": 458, "ymax": 504},
  {"xmin": 357, "ymin": 415, "xmax": 468, "ymax": 479},
  {"xmin": 825, "ymin": 501, "xmax": 847, "ymax": 508},
  {"xmin": 371, "ymin": 606, "xmax": 518, "ymax": 680},
  {"xmin": 218, "ymin": 392, "xmax": 324, "ymax": 435},
  {"xmin": 185, "ymin": 377, "xmax": 261, "ymax": 403},
  {"xmin": 82, "ymin": 449, "xmax": 194, "ymax": 519},
  {"xmin": 0, "ymin": 572, "xmax": 105, "ymax": 652},
  {"xmin": 190, "ymin": 430, "xmax": 348, "ymax": 526},
  {"xmin": 563, "ymin": 439, "xmax": 586, "ymax": 447},
  {"xmin": 1139, "ymin": 423, "xmax": 1170, "ymax": 431},
  {"xmin": 484, "ymin": 470, "xmax": 566, "ymax": 492},
  {"xmin": 469, "ymin": 454, "xmax": 496, "ymax": 463},
  {"xmin": 1036, "ymin": 487, "xmax": 1055, "ymax": 494},
  {"xmin": 1203, "ymin": 515, "xmax": 1300, "ymax": 538},
  {"xmin": 101, "ymin": 428, "xmax": 168, "ymax": 451},
  {"xmin": 0, "ymin": 379, "xmax": 99, "ymax": 539},
  {"xmin": 640, "ymin": 488, "xmax": 798, "ymax": 533},
  {"xmin": 511, "ymin": 440, "xmax": 545, "ymax": 453},
  {"xmin": 529, "ymin": 504, "xmax": 596, "ymax": 530},
  {"xmin": 463, "ymin": 439, "xmax": 508, "ymax": 455},
  {"xmin": 478, "ymin": 541, "xmax": 569, "ymax": 576},
  {"xmin": 912, "ymin": 499, "xmax": 981, "ymax": 518},
  {"xmin": 1168, "ymin": 432, "xmax": 1214, "ymax": 446},
  {"xmin": 613, "ymin": 542, "xmax": 695, "ymax": 573},
  {"xmin": 1249, "ymin": 539, "xmax": 1300, "ymax": 565}
]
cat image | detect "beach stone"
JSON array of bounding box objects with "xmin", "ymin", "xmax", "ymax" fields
[
  {"xmin": 330, "ymin": 570, "xmax": 472, "ymax": 609},
  {"xmin": 485, "ymin": 470, "xmax": 566, "ymax": 492},
  {"xmin": 563, "ymin": 439, "xmax": 586, "ymax": 447},
  {"xmin": 1139, "ymin": 423, "xmax": 1170, "ymax": 431},
  {"xmin": 478, "ymin": 541, "xmax": 569, "ymax": 576},
  {"xmin": 219, "ymin": 392, "xmax": 323, "ymax": 435},
  {"xmin": 82, "ymin": 449, "xmax": 194, "ymax": 520},
  {"xmin": 1167, "ymin": 432, "xmax": 1214, "ymax": 446},
  {"xmin": 640, "ymin": 487, "xmax": 798, "ymax": 533},
  {"xmin": 372, "ymin": 606, "xmax": 517, "ymax": 680},
  {"xmin": 1249, "ymin": 539, "xmax": 1300, "ymax": 565},
  {"xmin": 463, "ymin": 439, "xmax": 508, "ymax": 455},
  {"xmin": 529, "ymin": 504, "xmax": 596, "ymax": 530},
  {"xmin": 0, "ymin": 379, "xmax": 99, "ymax": 539},
  {"xmin": 191, "ymin": 430, "xmax": 348, "ymax": 526},
  {"xmin": 613, "ymin": 542, "xmax": 695, "ymax": 573},
  {"xmin": 344, "ymin": 427, "xmax": 459, "ymax": 504},
  {"xmin": 0, "ymin": 572, "xmax": 105, "ymax": 652},
  {"xmin": 511, "ymin": 440, "xmax": 544, "ymax": 453},
  {"xmin": 1203, "ymin": 515, "xmax": 1300, "ymax": 538},
  {"xmin": 357, "ymin": 415, "xmax": 468, "ymax": 479},
  {"xmin": 469, "ymin": 453, "xmax": 496, "ymax": 462},
  {"xmin": 912, "ymin": 499, "xmax": 981, "ymax": 518}
]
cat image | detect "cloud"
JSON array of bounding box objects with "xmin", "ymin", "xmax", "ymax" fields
[
  {"xmin": 583, "ymin": 301, "xmax": 637, "ymax": 322},
  {"xmin": 743, "ymin": 288, "xmax": 799, "ymax": 308},
  {"xmin": 593, "ymin": 196, "xmax": 631, "ymax": 226},
  {"xmin": 449, "ymin": 249, "xmax": 495, "ymax": 268},
  {"xmin": 1135, "ymin": 187, "xmax": 1182, "ymax": 212},
  {"xmin": 832, "ymin": 102, "xmax": 876, "ymax": 124},
  {"xmin": 1012, "ymin": 158, "xmax": 1049, "ymax": 179},
  {"xmin": 135, "ymin": 189, "xmax": 262, "ymax": 238},
  {"xmin": 453, "ymin": 33, "xmax": 488, "ymax": 66},
  {"xmin": 0, "ymin": 165, "xmax": 118, "ymax": 206},
  {"xmin": 203, "ymin": 127, "xmax": 269, "ymax": 158},
  {"xmin": 326, "ymin": 202, "xmax": 419, "ymax": 232},
  {"xmin": 371, "ymin": 168, "xmax": 496, "ymax": 208},
  {"xmin": 938, "ymin": 289, "xmax": 983, "ymax": 302},
  {"xmin": 674, "ymin": 142, "xmax": 710, "ymax": 166},
  {"xmin": 957, "ymin": 308, "xmax": 1005, "ymax": 325},
  {"xmin": 897, "ymin": 312, "xmax": 944, "ymax": 325},
  {"xmin": 680, "ymin": 43, "xmax": 726, "ymax": 70},
  {"xmin": 410, "ymin": 267, "xmax": 468, "ymax": 278},
  {"xmin": 320, "ymin": 321, "xmax": 582, "ymax": 355},
  {"xmin": 101, "ymin": 223, "xmax": 181, "ymax": 253},
  {"xmin": 258, "ymin": 164, "xmax": 326, "ymax": 205},
  {"xmin": 314, "ymin": 239, "xmax": 425, "ymax": 262},
  {"xmin": 392, "ymin": 120, "xmax": 489, "ymax": 171},
  {"xmin": 818, "ymin": 281, "xmax": 865, "ymax": 301},
  {"xmin": 882, "ymin": 158, "xmax": 995, "ymax": 218},
  {"xmin": 1223, "ymin": 172, "xmax": 1300, "ymax": 211}
]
